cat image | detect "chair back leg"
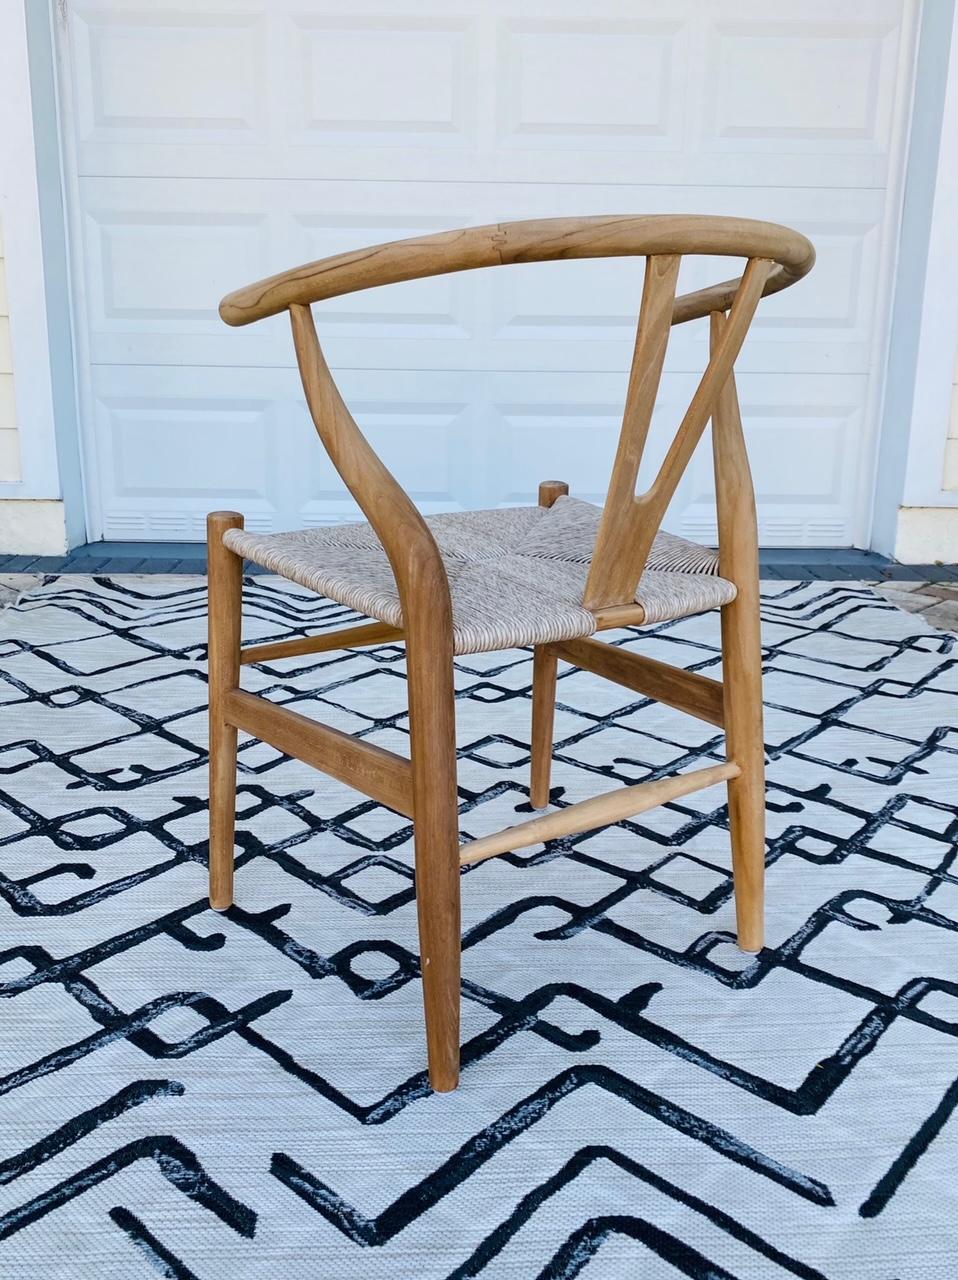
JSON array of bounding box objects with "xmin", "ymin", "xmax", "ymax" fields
[
  {"xmin": 720, "ymin": 584, "xmax": 766, "ymax": 952},
  {"xmin": 529, "ymin": 480, "xmax": 568, "ymax": 810},
  {"xmin": 710, "ymin": 312, "xmax": 765, "ymax": 953},
  {"xmin": 530, "ymin": 647, "xmax": 558, "ymax": 809},
  {"xmin": 207, "ymin": 511, "xmax": 244, "ymax": 911}
]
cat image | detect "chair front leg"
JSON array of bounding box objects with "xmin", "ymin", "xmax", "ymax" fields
[
  {"xmin": 406, "ymin": 623, "xmax": 461, "ymax": 1092},
  {"xmin": 207, "ymin": 512, "xmax": 244, "ymax": 911}
]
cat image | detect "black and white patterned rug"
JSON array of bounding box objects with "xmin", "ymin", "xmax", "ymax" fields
[{"xmin": 0, "ymin": 575, "xmax": 956, "ymax": 1279}]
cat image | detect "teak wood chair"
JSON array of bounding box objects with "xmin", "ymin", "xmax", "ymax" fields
[{"xmin": 208, "ymin": 215, "xmax": 814, "ymax": 1091}]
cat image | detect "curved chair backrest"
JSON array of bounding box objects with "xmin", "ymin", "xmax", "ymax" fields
[
  {"xmin": 219, "ymin": 215, "xmax": 814, "ymax": 617},
  {"xmin": 220, "ymin": 215, "xmax": 812, "ymax": 327}
]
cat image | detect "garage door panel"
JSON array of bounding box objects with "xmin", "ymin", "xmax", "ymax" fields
[
  {"xmin": 90, "ymin": 365, "xmax": 862, "ymax": 546},
  {"xmin": 63, "ymin": 0, "xmax": 915, "ymax": 545},
  {"xmin": 67, "ymin": 0, "xmax": 908, "ymax": 189},
  {"xmin": 288, "ymin": 13, "xmax": 479, "ymax": 151},
  {"xmin": 495, "ymin": 17, "xmax": 686, "ymax": 153},
  {"xmin": 302, "ymin": 379, "xmax": 479, "ymax": 525},
  {"xmin": 679, "ymin": 389, "xmax": 863, "ymax": 546},
  {"xmin": 702, "ymin": 16, "xmax": 901, "ymax": 154},
  {"xmin": 90, "ymin": 363, "xmax": 304, "ymax": 544},
  {"xmin": 70, "ymin": 7, "xmax": 269, "ymax": 148},
  {"xmin": 84, "ymin": 211, "xmax": 271, "ymax": 328},
  {"xmin": 490, "ymin": 403, "xmax": 622, "ymax": 510},
  {"xmin": 91, "ymin": 366, "xmax": 485, "ymax": 539},
  {"xmin": 79, "ymin": 177, "xmax": 885, "ymax": 376}
]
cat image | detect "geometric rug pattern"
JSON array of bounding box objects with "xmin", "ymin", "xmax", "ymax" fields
[{"xmin": 0, "ymin": 575, "xmax": 956, "ymax": 1278}]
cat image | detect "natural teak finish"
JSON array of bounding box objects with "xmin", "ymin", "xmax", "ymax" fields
[
  {"xmin": 530, "ymin": 480, "xmax": 568, "ymax": 808},
  {"xmin": 209, "ymin": 215, "xmax": 814, "ymax": 1091},
  {"xmin": 207, "ymin": 511, "xmax": 243, "ymax": 912}
]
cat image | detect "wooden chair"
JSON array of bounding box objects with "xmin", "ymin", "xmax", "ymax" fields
[{"xmin": 208, "ymin": 216, "xmax": 814, "ymax": 1092}]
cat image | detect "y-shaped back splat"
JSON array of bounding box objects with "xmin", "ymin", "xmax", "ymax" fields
[{"xmin": 583, "ymin": 255, "xmax": 771, "ymax": 611}]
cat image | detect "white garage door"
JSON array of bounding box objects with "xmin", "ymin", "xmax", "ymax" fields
[{"xmin": 57, "ymin": 0, "xmax": 917, "ymax": 546}]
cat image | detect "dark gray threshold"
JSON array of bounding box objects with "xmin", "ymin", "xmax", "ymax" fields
[{"xmin": 0, "ymin": 542, "xmax": 955, "ymax": 581}]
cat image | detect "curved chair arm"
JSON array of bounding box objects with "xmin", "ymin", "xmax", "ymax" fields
[
  {"xmin": 220, "ymin": 215, "xmax": 814, "ymax": 329},
  {"xmin": 288, "ymin": 304, "xmax": 453, "ymax": 638}
]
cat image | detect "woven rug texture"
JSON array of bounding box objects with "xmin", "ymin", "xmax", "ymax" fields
[{"xmin": 0, "ymin": 575, "xmax": 956, "ymax": 1279}]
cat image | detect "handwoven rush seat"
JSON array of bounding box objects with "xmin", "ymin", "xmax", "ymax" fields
[{"xmin": 224, "ymin": 494, "xmax": 736, "ymax": 655}]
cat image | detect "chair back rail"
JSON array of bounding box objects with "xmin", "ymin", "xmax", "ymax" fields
[
  {"xmin": 584, "ymin": 255, "xmax": 771, "ymax": 608},
  {"xmin": 224, "ymin": 215, "xmax": 814, "ymax": 617},
  {"xmin": 221, "ymin": 214, "xmax": 812, "ymax": 326}
]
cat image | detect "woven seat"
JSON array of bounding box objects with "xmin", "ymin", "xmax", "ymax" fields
[{"xmin": 224, "ymin": 494, "xmax": 735, "ymax": 655}]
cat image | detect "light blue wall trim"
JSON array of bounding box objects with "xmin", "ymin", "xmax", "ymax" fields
[
  {"xmin": 17, "ymin": 0, "xmax": 954, "ymax": 555},
  {"xmin": 22, "ymin": 0, "xmax": 86, "ymax": 548},
  {"xmin": 871, "ymin": 0, "xmax": 956, "ymax": 556}
]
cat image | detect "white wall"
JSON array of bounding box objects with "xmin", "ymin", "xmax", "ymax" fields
[
  {"xmin": 0, "ymin": 1, "xmax": 76, "ymax": 553},
  {"xmin": 873, "ymin": 0, "xmax": 958, "ymax": 562},
  {"xmin": 55, "ymin": 0, "xmax": 918, "ymax": 550},
  {"xmin": 0, "ymin": 220, "xmax": 23, "ymax": 481},
  {"xmin": 943, "ymin": 340, "xmax": 958, "ymax": 490},
  {"xmin": 1, "ymin": 0, "xmax": 957, "ymax": 558}
]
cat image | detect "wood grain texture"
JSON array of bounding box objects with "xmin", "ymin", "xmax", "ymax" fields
[
  {"xmin": 406, "ymin": 623, "xmax": 461, "ymax": 1092},
  {"xmin": 711, "ymin": 309, "xmax": 767, "ymax": 953},
  {"xmin": 224, "ymin": 688, "xmax": 415, "ymax": 818},
  {"xmin": 639, "ymin": 258, "xmax": 771, "ymax": 530},
  {"xmin": 220, "ymin": 215, "xmax": 814, "ymax": 327},
  {"xmin": 584, "ymin": 254, "xmax": 680, "ymax": 609},
  {"xmin": 291, "ymin": 302, "xmax": 461, "ymax": 1090},
  {"xmin": 585, "ymin": 256, "xmax": 771, "ymax": 610},
  {"xmin": 550, "ymin": 637, "xmax": 725, "ymax": 728},
  {"xmin": 529, "ymin": 479, "xmax": 568, "ymax": 808},
  {"xmin": 207, "ymin": 512, "xmax": 244, "ymax": 911},
  {"xmin": 537, "ymin": 479, "xmax": 569, "ymax": 509},
  {"xmin": 289, "ymin": 304, "xmax": 447, "ymax": 617},
  {"xmin": 592, "ymin": 604, "xmax": 648, "ymax": 630},
  {"xmin": 460, "ymin": 762, "xmax": 740, "ymax": 866},
  {"xmin": 240, "ymin": 620, "xmax": 403, "ymax": 666},
  {"xmin": 530, "ymin": 645, "xmax": 559, "ymax": 811}
]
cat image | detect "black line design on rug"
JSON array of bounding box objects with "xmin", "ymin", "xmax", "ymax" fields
[{"xmin": 0, "ymin": 576, "xmax": 955, "ymax": 1278}]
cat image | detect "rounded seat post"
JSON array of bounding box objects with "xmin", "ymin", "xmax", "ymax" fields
[
  {"xmin": 530, "ymin": 480, "xmax": 568, "ymax": 809},
  {"xmin": 207, "ymin": 510, "xmax": 244, "ymax": 912}
]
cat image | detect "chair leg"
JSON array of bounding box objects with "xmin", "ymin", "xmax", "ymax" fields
[
  {"xmin": 530, "ymin": 646, "xmax": 558, "ymax": 809},
  {"xmin": 406, "ymin": 632, "xmax": 461, "ymax": 1092},
  {"xmin": 207, "ymin": 511, "xmax": 244, "ymax": 912},
  {"xmin": 529, "ymin": 480, "xmax": 568, "ymax": 811},
  {"xmin": 721, "ymin": 584, "xmax": 765, "ymax": 953}
]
